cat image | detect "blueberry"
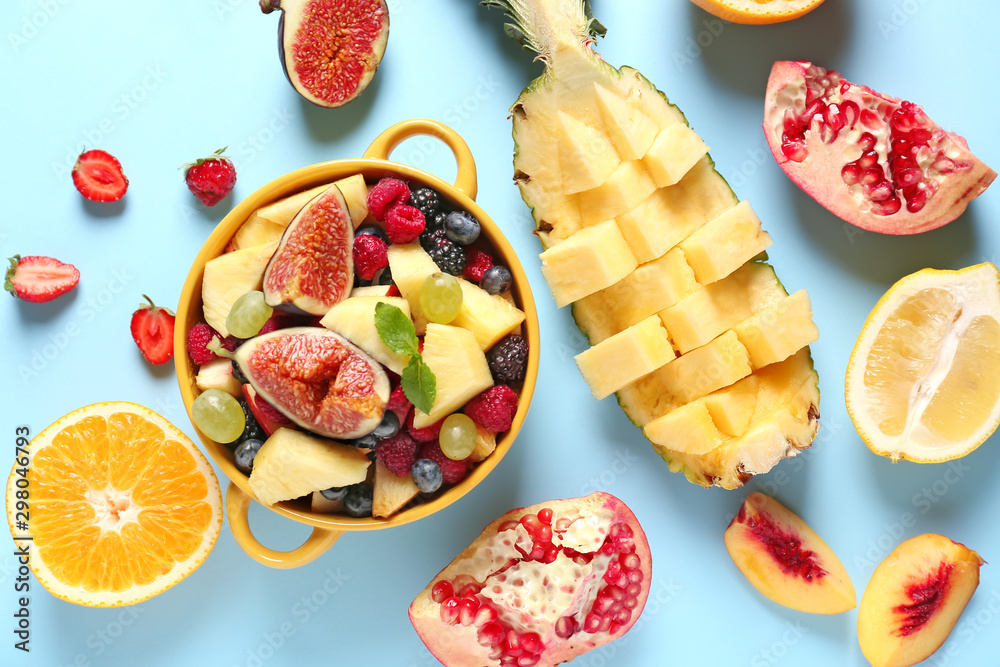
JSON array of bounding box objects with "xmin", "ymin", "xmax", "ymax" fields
[
  {"xmin": 411, "ymin": 458, "xmax": 443, "ymax": 494},
  {"xmin": 444, "ymin": 211, "xmax": 481, "ymax": 246},
  {"xmin": 320, "ymin": 486, "xmax": 348, "ymax": 502},
  {"xmin": 233, "ymin": 438, "xmax": 264, "ymax": 475},
  {"xmin": 344, "ymin": 483, "xmax": 374, "ymax": 517},
  {"xmin": 346, "ymin": 432, "xmax": 378, "ymax": 449},
  {"xmin": 480, "ymin": 265, "xmax": 513, "ymax": 295},
  {"xmin": 372, "ymin": 410, "xmax": 400, "ymax": 440},
  {"xmin": 376, "ymin": 264, "xmax": 393, "ymax": 286},
  {"xmin": 355, "ymin": 223, "xmax": 387, "ymax": 241}
]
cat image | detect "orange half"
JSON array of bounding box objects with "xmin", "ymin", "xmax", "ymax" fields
[
  {"xmin": 6, "ymin": 402, "xmax": 222, "ymax": 607},
  {"xmin": 688, "ymin": 0, "xmax": 826, "ymax": 24}
]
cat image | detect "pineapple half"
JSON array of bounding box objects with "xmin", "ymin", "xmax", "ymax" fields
[{"xmin": 483, "ymin": 0, "xmax": 820, "ymax": 489}]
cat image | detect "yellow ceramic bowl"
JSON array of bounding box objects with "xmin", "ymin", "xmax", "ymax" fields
[{"xmin": 175, "ymin": 119, "xmax": 539, "ymax": 569}]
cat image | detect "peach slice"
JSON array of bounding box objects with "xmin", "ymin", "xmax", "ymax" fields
[
  {"xmin": 857, "ymin": 534, "xmax": 984, "ymax": 667},
  {"xmin": 724, "ymin": 492, "xmax": 856, "ymax": 614}
]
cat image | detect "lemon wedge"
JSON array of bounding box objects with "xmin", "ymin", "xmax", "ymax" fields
[{"xmin": 846, "ymin": 263, "xmax": 1000, "ymax": 463}]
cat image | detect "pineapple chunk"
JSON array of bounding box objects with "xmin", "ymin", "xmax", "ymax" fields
[
  {"xmin": 658, "ymin": 262, "xmax": 785, "ymax": 354},
  {"xmin": 592, "ymin": 82, "xmax": 660, "ymax": 160},
  {"xmin": 679, "ymin": 201, "xmax": 773, "ymax": 285},
  {"xmin": 387, "ymin": 242, "xmax": 439, "ymax": 333},
  {"xmin": 249, "ymin": 428, "xmax": 371, "ymax": 506},
  {"xmin": 311, "ymin": 491, "xmax": 343, "ymax": 513},
  {"xmin": 470, "ymin": 424, "xmax": 497, "ymax": 463},
  {"xmin": 231, "ymin": 215, "xmax": 286, "ymax": 251},
  {"xmin": 414, "ymin": 324, "xmax": 493, "ymax": 428},
  {"xmin": 252, "ymin": 174, "xmax": 369, "ymax": 229},
  {"xmin": 351, "ymin": 285, "xmax": 393, "ymax": 298},
  {"xmin": 574, "ymin": 248, "xmax": 698, "ymax": 344},
  {"xmin": 539, "ymin": 219, "xmax": 637, "ymax": 308},
  {"xmin": 195, "ymin": 358, "xmax": 243, "ymax": 397},
  {"xmin": 734, "ymin": 290, "xmax": 819, "ymax": 369},
  {"xmin": 373, "ymin": 460, "xmax": 420, "ymax": 519},
  {"xmin": 557, "ymin": 110, "xmax": 621, "ymax": 194},
  {"xmin": 319, "ymin": 296, "xmax": 412, "ymax": 374},
  {"xmin": 705, "ymin": 375, "xmax": 760, "ymax": 437},
  {"xmin": 643, "ymin": 124, "xmax": 709, "ymax": 188},
  {"xmin": 665, "ymin": 331, "xmax": 752, "ymax": 404},
  {"xmin": 451, "ymin": 279, "xmax": 526, "ymax": 351},
  {"xmin": 202, "ymin": 241, "xmax": 277, "ymax": 336},
  {"xmin": 574, "ymin": 315, "xmax": 675, "ymax": 400},
  {"xmin": 577, "ymin": 161, "xmax": 656, "ymax": 225},
  {"xmin": 615, "ymin": 157, "xmax": 737, "ymax": 264},
  {"xmin": 644, "ymin": 402, "xmax": 727, "ymax": 456}
]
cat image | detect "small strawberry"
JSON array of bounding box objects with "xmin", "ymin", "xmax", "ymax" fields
[
  {"xmin": 72, "ymin": 150, "xmax": 128, "ymax": 202},
  {"xmin": 184, "ymin": 148, "xmax": 236, "ymax": 206},
  {"xmin": 130, "ymin": 295, "xmax": 176, "ymax": 365},
  {"xmin": 5, "ymin": 255, "xmax": 80, "ymax": 303}
]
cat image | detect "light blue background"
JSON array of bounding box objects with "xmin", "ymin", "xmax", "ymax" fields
[{"xmin": 2, "ymin": 0, "xmax": 999, "ymax": 665}]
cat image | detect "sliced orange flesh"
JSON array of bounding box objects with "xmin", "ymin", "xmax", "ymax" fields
[
  {"xmin": 6, "ymin": 402, "xmax": 222, "ymax": 607},
  {"xmin": 846, "ymin": 263, "xmax": 1000, "ymax": 463},
  {"xmin": 688, "ymin": 0, "xmax": 826, "ymax": 25}
]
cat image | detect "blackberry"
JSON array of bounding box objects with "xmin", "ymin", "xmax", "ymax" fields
[
  {"xmin": 420, "ymin": 212, "xmax": 449, "ymax": 249},
  {"xmin": 486, "ymin": 334, "xmax": 529, "ymax": 387},
  {"xmin": 424, "ymin": 229, "xmax": 467, "ymax": 275},
  {"xmin": 237, "ymin": 400, "xmax": 265, "ymax": 443},
  {"xmin": 411, "ymin": 187, "xmax": 445, "ymax": 219}
]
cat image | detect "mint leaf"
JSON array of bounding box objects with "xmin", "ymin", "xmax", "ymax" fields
[
  {"xmin": 374, "ymin": 302, "xmax": 419, "ymax": 357},
  {"xmin": 402, "ymin": 357, "xmax": 436, "ymax": 415}
]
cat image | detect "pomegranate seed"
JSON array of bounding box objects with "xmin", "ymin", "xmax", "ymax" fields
[
  {"xmin": 583, "ymin": 613, "xmax": 602, "ymax": 634},
  {"xmin": 593, "ymin": 595, "xmax": 615, "ymax": 615},
  {"xmin": 520, "ymin": 632, "xmax": 543, "ymax": 655},
  {"xmin": 866, "ymin": 182, "xmax": 893, "ymax": 202},
  {"xmin": 627, "ymin": 582, "xmax": 643, "ymax": 598},
  {"xmin": 608, "ymin": 621, "xmax": 622, "ymax": 635},
  {"xmin": 860, "ymin": 166, "xmax": 884, "ymax": 185},
  {"xmin": 857, "ymin": 151, "xmax": 879, "ymax": 170},
  {"xmin": 782, "ymin": 108, "xmax": 803, "ymax": 136},
  {"xmin": 841, "ymin": 164, "xmax": 860, "ymax": 186},
  {"xmin": 616, "ymin": 608, "xmax": 632, "ymax": 625},
  {"xmin": 537, "ymin": 508, "xmax": 553, "ymax": 524},
  {"xmin": 474, "ymin": 603, "xmax": 498, "ymax": 627},
  {"xmin": 431, "ymin": 580, "xmax": 454, "ymax": 603},
  {"xmin": 440, "ymin": 597, "xmax": 461, "ymax": 625},
  {"xmin": 528, "ymin": 544, "xmax": 546, "ymax": 561},
  {"xmin": 803, "ymin": 100, "xmax": 825, "ymax": 126},
  {"xmin": 628, "ymin": 569, "xmax": 644, "ymax": 585},
  {"xmin": 555, "ymin": 517, "xmax": 572, "ymax": 532},
  {"xmin": 479, "ymin": 621, "xmax": 506, "ymax": 647},
  {"xmin": 501, "ymin": 655, "xmax": 517, "ymax": 666},
  {"xmin": 606, "ymin": 585, "xmax": 626, "ymax": 601},
  {"xmin": 503, "ymin": 630, "xmax": 522, "ymax": 657},
  {"xmin": 893, "ymin": 168, "xmax": 921, "ymax": 189},
  {"xmin": 861, "ymin": 109, "xmax": 881, "ymax": 130},
  {"xmin": 841, "ymin": 101, "xmax": 860, "ymax": 129},
  {"xmin": 605, "ymin": 560, "xmax": 622, "ymax": 581},
  {"xmin": 622, "ymin": 553, "xmax": 641, "ymax": 571},
  {"xmin": 891, "ymin": 108, "xmax": 916, "ymax": 135},
  {"xmin": 805, "ymin": 79, "xmax": 824, "ymax": 105},
  {"xmin": 459, "ymin": 597, "xmax": 481, "ymax": 626},
  {"xmin": 459, "ymin": 583, "xmax": 480, "ymax": 598},
  {"xmin": 909, "ymin": 127, "xmax": 932, "ymax": 144},
  {"xmin": 600, "ymin": 542, "xmax": 616, "ymax": 556},
  {"xmin": 518, "ymin": 656, "xmax": 540, "ymax": 667},
  {"xmin": 498, "ymin": 520, "xmax": 518, "ymax": 532},
  {"xmin": 556, "ymin": 616, "xmax": 577, "ymax": 638},
  {"xmin": 872, "ymin": 196, "xmax": 902, "ymax": 216},
  {"xmin": 520, "ymin": 513, "xmax": 543, "ymax": 535},
  {"xmin": 858, "ymin": 132, "xmax": 877, "ymax": 152},
  {"xmin": 625, "ymin": 597, "xmax": 640, "ymax": 609},
  {"xmin": 536, "ymin": 525, "xmax": 553, "ymax": 542},
  {"xmin": 840, "ymin": 80, "xmax": 851, "ymax": 95},
  {"xmin": 906, "ymin": 188, "xmax": 929, "ymax": 213},
  {"xmin": 599, "ymin": 614, "xmax": 613, "ymax": 633}
]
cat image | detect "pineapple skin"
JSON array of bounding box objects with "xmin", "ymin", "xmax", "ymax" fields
[{"xmin": 490, "ymin": 0, "xmax": 821, "ymax": 489}]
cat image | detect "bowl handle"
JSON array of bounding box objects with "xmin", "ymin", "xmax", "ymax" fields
[
  {"xmin": 363, "ymin": 118, "xmax": 478, "ymax": 200},
  {"xmin": 226, "ymin": 482, "xmax": 343, "ymax": 569}
]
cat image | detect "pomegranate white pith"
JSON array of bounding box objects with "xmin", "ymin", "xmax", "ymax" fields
[
  {"xmin": 409, "ymin": 493, "xmax": 652, "ymax": 667},
  {"xmin": 763, "ymin": 61, "xmax": 995, "ymax": 235}
]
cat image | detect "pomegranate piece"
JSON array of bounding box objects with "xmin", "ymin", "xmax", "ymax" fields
[
  {"xmin": 409, "ymin": 492, "xmax": 652, "ymax": 667},
  {"xmin": 763, "ymin": 61, "xmax": 995, "ymax": 234}
]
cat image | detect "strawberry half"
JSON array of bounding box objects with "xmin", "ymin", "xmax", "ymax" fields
[
  {"xmin": 72, "ymin": 150, "xmax": 128, "ymax": 202},
  {"xmin": 184, "ymin": 148, "xmax": 237, "ymax": 206},
  {"xmin": 5, "ymin": 255, "xmax": 80, "ymax": 303},
  {"xmin": 130, "ymin": 295, "xmax": 176, "ymax": 365}
]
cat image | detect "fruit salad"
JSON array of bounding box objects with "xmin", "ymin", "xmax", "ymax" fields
[{"xmin": 185, "ymin": 173, "xmax": 529, "ymax": 520}]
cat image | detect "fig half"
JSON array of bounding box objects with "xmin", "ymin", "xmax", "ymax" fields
[
  {"xmin": 261, "ymin": 0, "xmax": 389, "ymax": 108},
  {"xmin": 234, "ymin": 327, "xmax": 390, "ymax": 440}
]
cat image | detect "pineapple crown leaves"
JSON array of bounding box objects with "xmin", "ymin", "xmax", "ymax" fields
[{"xmin": 481, "ymin": 0, "xmax": 606, "ymax": 57}]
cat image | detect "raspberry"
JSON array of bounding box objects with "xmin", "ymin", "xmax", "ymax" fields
[
  {"xmin": 407, "ymin": 412, "xmax": 443, "ymax": 443},
  {"xmin": 385, "ymin": 204, "xmax": 426, "ymax": 243},
  {"xmin": 186, "ymin": 323, "xmax": 223, "ymax": 366},
  {"xmin": 388, "ymin": 385, "xmax": 412, "ymax": 424},
  {"xmin": 367, "ymin": 177, "xmax": 410, "ymax": 221},
  {"xmin": 376, "ymin": 433, "xmax": 419, "ymax": 477},
  {"xmin": 353, "ymin": 235, "xmax": 389, "ymax": 281},
  {"xmin": 419, "ymin": 440, "xmax": 469, "ymax": 485},
  {"xmin": 464, "ymin": 385, "xmax": 519, "ymax": 433},
  {"xmin": 463, "ymin": 248, "xmax": 494, "ymax": 282}
]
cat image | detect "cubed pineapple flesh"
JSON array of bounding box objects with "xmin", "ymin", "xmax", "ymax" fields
[
  {"xmin": 451, "ymin": 279, "xmax": 526, "ymax": 350},
  {"xmin": 574, "ymin": 315, "xmax": 676, "ymax": 400},
  {"xmin": 373, "ymin": 460, "xmax": 420, "ymax": 519},
  {"xmin": 592, "ymin": 82, "xmax": 660, "ymax": 160},
  {"xmin": 539, "ymin": 219, "xmax": 638, "ymax": 307},
  {"xmin": 202, "ymin": 241, "xmax": 277, "ymax": 336},
  {"xmin": 387, "ymin": 242, "xmax": 440, "ymax": 333},
  {"xmin": 641, "ymin": 330, "xmax": 752, "ymax": 409},
  {"xmin": 735, "ymin": 290, "xmax": 819, "ymax": 369},
  {"xmin": 574, "ymin": 248, "xmax": 698, "ymax": 344},
  {"xmin": 415, "ymin": 324, "xmax": 494, "ymax": 428},
  {"xmin": 319, "ymin": 295, "xmax": 413, "ymax": 374},
  {"xmin": 679, "ymin": 201, "xmax": 773, "ymax": 285},
  {"xmin": 557, "ymin": 109, "xmax": 621, "ymax": 194},
  {"xmin": 643, "ymin": 123, "xmax": 709, "ymax": 188},
  {"xmin": 249, "ymin": 428, "xmax": 371, "ymax": 506},
  {"xmin": 643, "ymin": 401, "xmax": 727, "ymax": 456},
  {"xmin": 577, "ymin": 160, "xmax": 657, "ymax": 225}
]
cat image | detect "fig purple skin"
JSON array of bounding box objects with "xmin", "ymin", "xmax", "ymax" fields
[{"xmin": 261, "ymin": 0, "xmax": 389, "ymax": 108}]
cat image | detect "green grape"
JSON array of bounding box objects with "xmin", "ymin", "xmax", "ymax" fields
[
  {"xmin": 192, "ymin": 389, "xmax": 245, "ymax": 444},
  {"xmin": 439, "ymin": 413, "xmax": 477, "ymax": 460},
  {"xmin": 419, "ymin": 273, "xmax": 463, "ymax": 324},
  {"xmin": 226, "ymin": 290, "xmax": 273, "ymax": 339}
]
